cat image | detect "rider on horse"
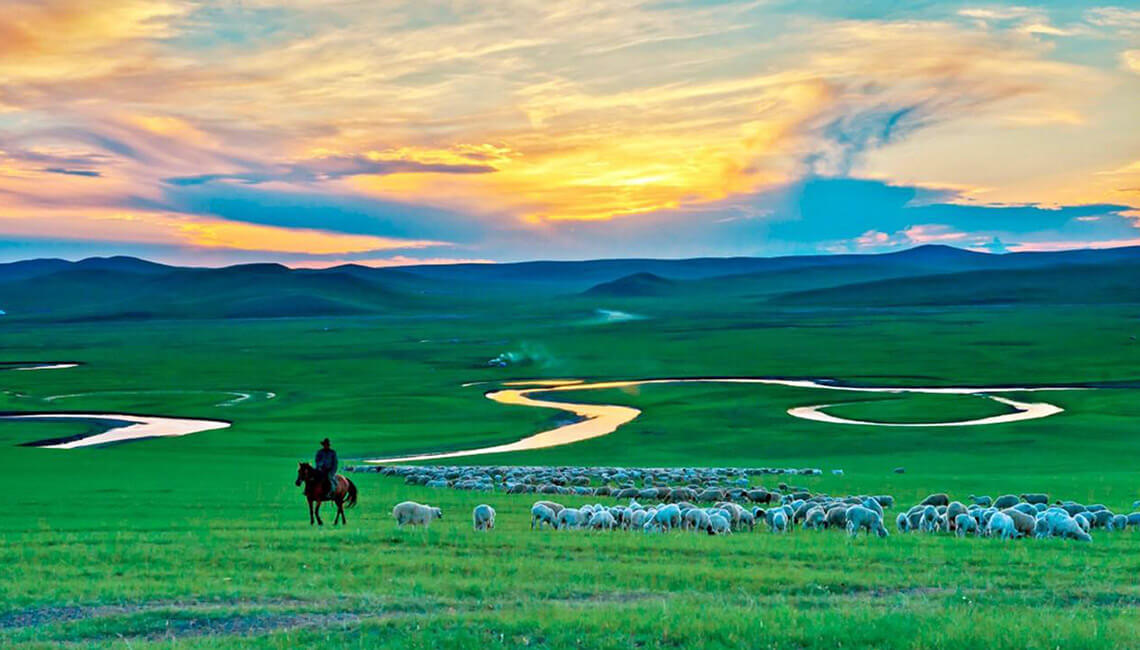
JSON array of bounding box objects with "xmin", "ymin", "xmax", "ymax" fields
[{"xmin": 314, "ymin": 437, "xmax": 339, "ymax": 499}]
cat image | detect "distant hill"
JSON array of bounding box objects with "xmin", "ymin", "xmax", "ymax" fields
[
  {"xmin": 584, "ymin": 272, "xmax": 676, "ymax": 297},
  {"xmin": 770, "ymin": 261, "xmax": 1140, "ymax": 307},
  {"xmin": 396, "ymin": 245, "xmax": 1140, "ymax": 292},
  {"xmin": 0, "ymin": 245, "xmax": 1138, "ymax": 320},
  {"xmin": 0, "ymin": 264, "xmax": 419, "ymax": 321}
]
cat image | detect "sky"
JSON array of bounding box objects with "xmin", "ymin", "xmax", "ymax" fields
[{"xmin": 1, "ymin": 1, "xmax": 1139, "ymax": 267}]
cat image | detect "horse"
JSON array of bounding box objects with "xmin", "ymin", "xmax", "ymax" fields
[{"xmin": 295, "ymin": 462, "xmax": 358, "ymax": 526}]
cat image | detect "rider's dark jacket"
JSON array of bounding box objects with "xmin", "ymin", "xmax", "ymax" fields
[{"xmin": 315, "ymin": 447, "xmax": 338, "ymax": 476}]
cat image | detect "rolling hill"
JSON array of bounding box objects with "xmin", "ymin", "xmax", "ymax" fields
[
  {"xmin": 770, "ymin": 261, "xmax": 1140, "ymax": 307},
  {"xmin": 0, "ymin": 245, "xmax": 1138, "ymax": 320},
  {"xmin": 584, "ymin": 272, "xmax": 677, "ymax": 297}
]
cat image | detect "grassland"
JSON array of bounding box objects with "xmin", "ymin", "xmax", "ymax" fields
[{"xmin": 2, "ymin": 295, "xmax": 1140, "ymax": 647}]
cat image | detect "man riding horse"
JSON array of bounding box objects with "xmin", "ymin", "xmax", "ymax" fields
[{"xmin": 314, "ymin": 437, "xmax": 339, "ymax": 499}]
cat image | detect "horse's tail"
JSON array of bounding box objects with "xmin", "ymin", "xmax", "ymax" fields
[{"xmin": 344, "ymin": 478, "xmax": 358, "ymax": 508}]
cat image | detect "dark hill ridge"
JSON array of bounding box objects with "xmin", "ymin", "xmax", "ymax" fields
[
  {"xmin": 584, "ymin": 272, "xmax": 676, "ymax": 297},
  {"xmin": 770, "ymin": 261, "xmax": 1140, "ymax": 307},
  {"xmin": 0, "ymin": 244, "xmax": 1137, "ymax": 320}
]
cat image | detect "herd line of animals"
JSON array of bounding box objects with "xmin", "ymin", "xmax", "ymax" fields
[{"xmin": 349, "ymin": 465, "xmax": 1140, "ymax": 542}]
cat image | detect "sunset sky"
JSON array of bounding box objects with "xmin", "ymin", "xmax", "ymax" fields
[{"xmin": 2, "ymin": 1, "xmax": 1139, "ymax": 266}]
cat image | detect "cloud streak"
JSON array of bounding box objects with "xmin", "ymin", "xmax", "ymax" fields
[{"xmin": 0, "ymin": 1, "xmax": 1135, "ymax": 264}]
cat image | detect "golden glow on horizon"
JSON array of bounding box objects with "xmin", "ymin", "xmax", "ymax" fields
[{"xmin": 0, "ymin": 1, "xmax": 1136, "ymax": 261}]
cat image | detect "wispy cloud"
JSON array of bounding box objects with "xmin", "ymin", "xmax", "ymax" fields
[{"xmin": 0, "ymin": 0, "xmax": 1135, "ymax": 264}]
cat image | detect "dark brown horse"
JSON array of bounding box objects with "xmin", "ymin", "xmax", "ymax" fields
[{"xmin": 295, "ymin": 462, "xmax": 358, "ymax": 526}]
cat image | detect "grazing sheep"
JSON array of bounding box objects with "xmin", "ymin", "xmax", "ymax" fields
[
  {"xmin": 871, "ymin": 495, "xmax": 895, "ymax": 509},
  {"xmin": 1109, "ymin": 514, "xmax": 1127, "ymax": 531},
  {"xmin": 896, "ymin": 512, "xmax": 909, "ymax": 533},
  {"xmin": 920, "ymin": 506, "xmax": 939, "ymax": 533},
  {"xmin": 589, "ymin": 509, "xmax": 617, "ymax": 531},
  {"xmin": 1074, "ymin": 513, "xmax": 1092, "ymax": 533},
  {"xmin": 738, "ymin": 509, "xmax": 756, "ymax": 532},
  {"xmin": 862, "ymin": 498, "xmax": 884, "ymax": 518},
  {"xmin": 1011, "ymin": 503, "xmax": 1037, "ymax": 516},
  {"xmin": 1060, "ymin": 502, "xmax": 1087, "ymax": 517},
  {"xmin": 770, "ymin": 510, "xmax": 789, "ymax": 533},
  {"xmin": 708, "ymin": 513, "xmax": 732, "ymax": 536},
  {"xmin": 747, "ymin": 489, "xmax": 774, "ymax": 504},
  {"xmin": 893, "ymin": 467, "xmax": 906, "ymax": 474},
  {"xmin": 392, "ymin": 501, "xmax": 443, "ymax": 528},
  {"xmin": 988, "ymin": 511, "xmax": 1018, "ymax": 540},
  {"xmin": 630, "ymin": 509, "xmax": 651, "ymax": 530},
  {"xmin": 533, "ymin": 500, "xmax": 565, "ymax": 516},
  {"xmin": 530, "ymin": 504, "xmax": 556, "ymax": 530},
  {"xmin": 803, "ymin": 507, "xmax": 827, "ymax": 530},
  {"xmin": 955, "ymin": 514, "xmax": 978, "ymax": 537},
  {"xmin": 1127, "ymin": 512, "xmax": 1140, "ymax": 527},
  {"xmin": 993, "ymin": 495, "xmax": 1019, "ymax": 509},
  {"xmin": 945, "ymin": 502, "xmax": 968, "ymax": 531},
  {"xmin": 905, "ymin": 508, "xmax": 925, "ymax": 531},
  {"xmin": 846, "ymin": 506, "xmax": 889, "ymax": 538},
  {"xmin": 1053, "ymin": 516, "xmax": 1093, "ymax": 542},
  {"xmin": 920, "ymin": 493, "xmax": 950, "ymax": 507},
  {"xmin": 556, "ymin": 508, "xmax": 584, "ymax": 530},
  {"xmin": 684, "ymin": 508, "xmax": 712, "ymax": 533},
  {"xmin": 1002, "ymin": 508, "xmax": 1036, "ymax": 537},
  {"xmin": 824, "ymin": 506, "xmax": 849, "ymax": 529},
  {"xmin": 1090, "ymin": 509, "xmax": 1115, "ymax": 529},
  {"xmin": 650, "ymin": 504, "xmax": 682, "ymax": 531},
  {"xmin": 1020, "ymin": 493, "xmax": 1049, "ymax": 505},
  {"xmin": 472, "ymin": 504, "xmax": 495, "ymax": 531},
  {"xmin": 969, "ymin": 495, "xmax": 992, "ymax": 507}
]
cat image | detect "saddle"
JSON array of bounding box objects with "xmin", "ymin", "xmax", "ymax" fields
[{"xmin": 324, "ymin": 474, "xmax": 342, "ymax": 498}]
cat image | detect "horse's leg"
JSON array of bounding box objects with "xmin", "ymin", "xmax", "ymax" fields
[
  {"xmin": 336, "ymin": 498, "xmax": 346, "ymax": 525},
  {"xmin": 308, "ymin": 498, "xmax": 315, "ymax": 526},
  {"xmin": 314, "ymin": 500, "xmax": 324, "ymax": 526}
]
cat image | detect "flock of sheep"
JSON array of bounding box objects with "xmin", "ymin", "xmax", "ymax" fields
[
  {"xmin": 377, "ymin": 463, "xmax": 1140, "ymax": 543},
  {"xmin": 895, "ymin": 492, "xmax": 1140, "ymax": 542}
]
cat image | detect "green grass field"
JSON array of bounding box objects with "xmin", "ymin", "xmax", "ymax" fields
[{"xmin": 2, "ymin": 298, "xmax": 1140, "ymax": 647}]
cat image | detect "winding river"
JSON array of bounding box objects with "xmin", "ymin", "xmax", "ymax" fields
[
  {"xmin": 10, "ymin": 413, "xmax": 231, "ymax": 449},
  {"xmin": 364, "ymin": 377, "xmax": 1081, "ymax": 464},
  {"xmin": 0, "ymin": 362, "xmax": 235, "ymax": 448}
]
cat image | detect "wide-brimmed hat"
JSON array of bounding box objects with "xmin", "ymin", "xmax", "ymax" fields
[{"xmin": 320, "ymin": 437, "xmax": 331, "ymax": 446}]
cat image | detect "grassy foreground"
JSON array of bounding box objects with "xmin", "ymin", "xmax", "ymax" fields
[{"xmin": 1, "ymin": 300, "xmax": 1140, "ymax": 647}]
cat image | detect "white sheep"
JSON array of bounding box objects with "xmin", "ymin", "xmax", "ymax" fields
[
  {"xmin": 651, "ymin": 504, "xmax": 682, "ymax": 531},
  {"xmin": 771, "ymin": 510, "xmax": 789, "ymax": 533},
  {"xmin": 708, "ymin": 513, "xmax": 732, "ymax": 535},
  {"xmin": 531, "ymin": 503, "xmax": 556, "ymax": 530},
  {"xmin": 472, "ymin": 504, "xmax": 495, "ymax": 531},
  {"xmin": 684, "ymin": 508, "xmax": 711, "ymax": 533},
  {"xmin": 803, "ymin": 507, "xmax": 826, "ymax": 530},
  {"xmin": 589, "ymin": 509, "xmax": 617, "ymax": 530},
  {"xmin": 920, "ymin": 505, "xmax": 939, "ymax": 533},
  {"xmin": 392, "ymin": 501, "xmax": 443, "ymax": 528},
  {"xmin": 896, "ymin": 512, "xmax": 909, "ymax": 533},
  {"xmin": 556, "ymin": 507, "xmax": 583, "ymax": 530},
  {"xmin": 1051, "ymin": 515, "xmax": 1093, "ymax": 542},
  {"xmin": 861, "ymin": 498, "xmax": 883, "ymax": 518},
  {"xmin": 846, "ymin": 505, "xmax": 888, "ymax": 538},
  {"xmin": 954, "ymin": 513, "xmax": 978, "ymax": 537},
  {"xmin": 987, "ymin": 511, "xmax": 1017, "ymax": 540}
]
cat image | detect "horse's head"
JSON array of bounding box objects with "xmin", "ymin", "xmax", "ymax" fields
[{"xmin": 296, "ymin": 461, "xmax": 313, "ymax": 487}]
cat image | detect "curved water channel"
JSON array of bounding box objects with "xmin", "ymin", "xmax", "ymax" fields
[
  {"xmin": 0, "ymin": 362, "xmax": 235, "ymax": 448},
  {"xmin": 364, "ymin": 378, "xmax": 1082, "ymax": 464}
]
